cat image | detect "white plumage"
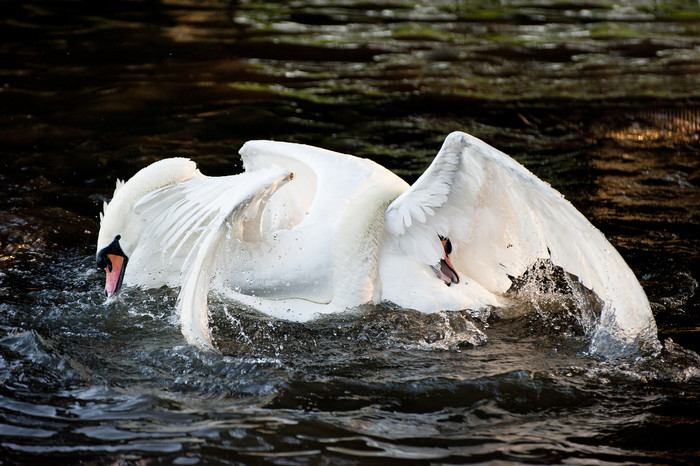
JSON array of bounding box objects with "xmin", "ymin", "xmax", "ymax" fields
[{"xmin": 96, "ymin": 131, "xmax": 659, "ymax": 356}]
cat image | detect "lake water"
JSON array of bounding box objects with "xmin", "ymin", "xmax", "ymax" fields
[{"xmin": 1, "ymin": 1, "xmax": 699, "ymax": 463}]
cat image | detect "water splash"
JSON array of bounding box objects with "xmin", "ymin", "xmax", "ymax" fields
[
  {"xmin": 503, "ymin": 259, "xmax": 662, "ymax": 359},
  {"xmin": 210, "ymin": 303, "xmax": 488, "ymax": 358}
]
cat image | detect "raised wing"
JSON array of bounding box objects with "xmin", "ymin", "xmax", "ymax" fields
[
  {"xmin": 240, "ymin": 140, "xmax": 408, "ymax": 228},
  {"xmin": 129, "ymin": 171, "xmax": 255, "ymax": 289},
  {"xmin": 385, "ymin": 131, "xmax": 658, "ymax": 356},
  {"xmin": 170, "ymin": 168, "xmax": 294, "ymax": 348},
  {"xmin": 238, "ymin": 140, "xmax": 409, "ymax": 308}
]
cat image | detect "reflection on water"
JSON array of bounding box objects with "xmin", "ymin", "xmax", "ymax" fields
[{"xmin": 1, "ymin": 0, "xmax": 699, "ymax": 463}]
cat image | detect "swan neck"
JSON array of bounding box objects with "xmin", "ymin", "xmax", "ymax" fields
[{"xmin": 331, "ymin": 185, "xmax": 401, "ymax": 306}]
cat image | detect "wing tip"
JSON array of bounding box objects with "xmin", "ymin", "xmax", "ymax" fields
[
  {"xmin": 444, "ymin": 131, "xmax": 471, "ymax": 147},
  {"xmin": 239, "ymin": 140, "xmax": 259, "ymax": 157}
]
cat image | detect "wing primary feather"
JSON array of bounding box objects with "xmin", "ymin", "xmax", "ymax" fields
[
  {"xmin": 385, "ymin": 137, "xmax": 462, "ymax": 236},
  {"xmin": 177, "ymin": 169, "xmax": 293, "ymax": 349}
]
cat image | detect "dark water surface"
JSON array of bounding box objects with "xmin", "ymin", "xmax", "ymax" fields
[{"xmin": 1, "ymin": 1, "xmax": 699, "ymax": 464}]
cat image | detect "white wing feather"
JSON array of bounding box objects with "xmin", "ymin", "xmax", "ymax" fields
[
  {"xmin": 127, "ymin": 166, "xmax": 293, "ymax": 348},
  {"xmin": 173, "ymin": 168, "xmax": 294, "ymax": 348},
  {"xmin": 385, "ymin": 131, "xmax": 658, "ymax": 356},
  {"xmin": 128, "ymin": 172, "xmax": 245, "ymax": 288},
  {"xmin": 240, "ymin": 139, "xmax": 408, "ymax": 227}
]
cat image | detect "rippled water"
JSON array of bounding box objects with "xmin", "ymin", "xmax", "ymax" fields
[{"xmin": 2, "ymin": 1, "xmax": 699, "ymax": 463}]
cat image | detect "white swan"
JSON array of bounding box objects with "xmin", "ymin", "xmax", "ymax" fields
[{"xmin": 96, "ymin": 131, "xmax": 659, "ymax": 356}]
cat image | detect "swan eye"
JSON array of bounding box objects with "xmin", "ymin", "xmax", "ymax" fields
[
  {"xmin": 96, "ymin": 235, "xmax": 126, "ymax": 270},
  {"xmin": 444, "ymin": 238, "xmax": 452, "ymax": 255},
  {"xmin": 439, "ymin": 235, "xmax": 453, "ymax": 255}
]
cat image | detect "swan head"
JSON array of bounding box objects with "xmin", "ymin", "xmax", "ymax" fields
[
  {"xmin": 96, "ymin": 234, "xmax": 129, "ymax": 298},
  {"xmin": 432, "ymin": 236, "xmax": 459, "ymax": 286},
  {"xmin": 96, "ymin": 158, "xmax": 198, "ymax": 297}
]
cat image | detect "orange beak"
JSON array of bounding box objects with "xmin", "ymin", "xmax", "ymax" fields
[
  {"xmin": 435, "ymin": 256, "xmax": 460, "ymax": 286},
  {"xmin": 104, "ymin": 253, "xmax": 127, "ymax": 297}
]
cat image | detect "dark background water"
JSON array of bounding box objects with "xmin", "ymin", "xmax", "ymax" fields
[{"xmin": 1, "ymin": 0, "xmax": 699, "ymax": 464}]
